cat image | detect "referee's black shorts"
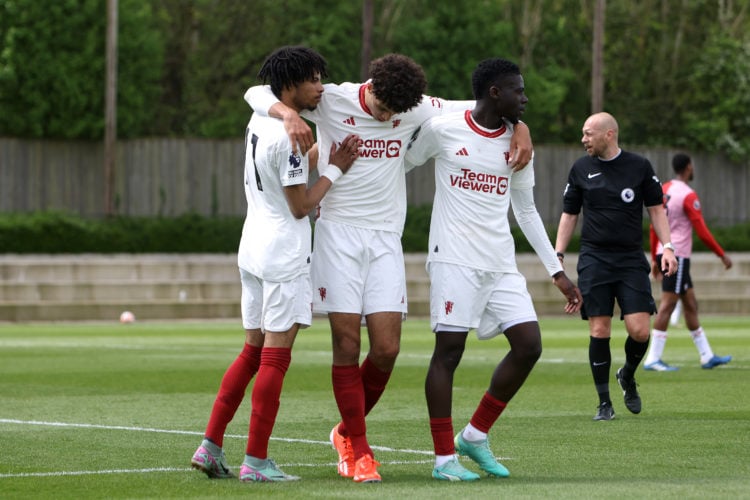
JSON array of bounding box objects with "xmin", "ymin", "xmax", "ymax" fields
[
  {"xmin": 656, "ymin": 254, "xmax": 692, "ymax": 294},
  {"xmin": 576, "ymin": 249, "xmax": 656, "ymax": 320}
]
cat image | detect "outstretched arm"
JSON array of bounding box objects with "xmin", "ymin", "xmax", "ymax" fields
[
  {"xmin": 684, "ymin": 193, "xmax": 731, "ymax": 269},
  {"xmin": 512, "ymin": 187, "xmax": 581, "ymax": 313}
]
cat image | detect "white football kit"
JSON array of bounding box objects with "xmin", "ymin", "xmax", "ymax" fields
[
  {"xmin": 405, "ymin": 110, "xmax": 562, "ymax": 337},
  {"xmin": 245, "ymin": 84, "xmax": 472, "ymax": 315},
  {"xmin": 237, "ymin": 112, "xmax": 313, "ymax": 330}
]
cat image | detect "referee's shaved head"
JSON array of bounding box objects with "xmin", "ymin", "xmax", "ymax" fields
[{"xmin": 587, "ymin": 112, "xmax": 619, "ymax": 136}]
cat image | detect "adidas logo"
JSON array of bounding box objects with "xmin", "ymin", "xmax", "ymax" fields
[
  {"xmin": 455, "ymin": 147, "xmax": 468, "ymax": 156},
  {"xmin": 343, "ymin": 117, "xmax": 356, "ymax": 126}
]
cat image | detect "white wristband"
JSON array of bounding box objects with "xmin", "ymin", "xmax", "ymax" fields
[{"xmin": 322, "ymin": 166, "xmax": 344, "ymax": 183}]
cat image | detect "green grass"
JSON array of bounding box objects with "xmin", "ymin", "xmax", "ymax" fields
[{"xmin": 1, "ymin": 317, "xmax": 749, "ymax": 499}]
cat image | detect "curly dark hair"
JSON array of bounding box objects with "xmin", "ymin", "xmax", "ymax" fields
[
  {"xmin": 258, "ymin": 46, "xmax": 328, "ymax": 99},
  {"xmin": 471, "ymin": 58, "xmax": 520, "ymax": 100},
  {"xmin": 368, "ymin": 54, "xmax": 426, "ymax": 113}
]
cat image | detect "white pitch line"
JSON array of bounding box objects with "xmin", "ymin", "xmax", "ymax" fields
[
  {"xmin": 0, "ymin": 418, "xmax": 434, "ymax": 457},
  {"xmin": 0, "ymin": 467, "xmax": 189, "ymax": 478},
  {"xmin": 0, "ymin": 460, "xmax": 437, "ymax": 479},
  {"xmin": 0, "ymin": 418, "xmax": 514, "ymax": 479}
]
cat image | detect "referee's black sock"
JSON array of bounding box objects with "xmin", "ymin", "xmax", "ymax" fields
[
  {"xmin": 589, "ymin": 336, "xmax": 611, "ymax": 403},
  {"xmin": 622, "ymin": 335, "xmax": 649, "ymax": 379}
]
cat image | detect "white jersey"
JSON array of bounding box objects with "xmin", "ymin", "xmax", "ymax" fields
[
  {"xmin": 245, "ymin": 83, "xmax": 472, "ymax": 234},
  {"xmin": 237, "ymin": 112, "xmax": 311, "ymax": 281},
  {"xmin": 406, "ymin": 110, "xmax": 538, "ymax": 273}
]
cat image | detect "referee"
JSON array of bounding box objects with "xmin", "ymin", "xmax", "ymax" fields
[{"xmin": 555, "ymin": 112, "xmax": 677, "ymax": 421}]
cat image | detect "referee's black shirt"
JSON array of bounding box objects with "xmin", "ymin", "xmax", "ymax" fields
[{"xmin": 562, "ymin": 150, "xmax": 663, "ymax": 252}]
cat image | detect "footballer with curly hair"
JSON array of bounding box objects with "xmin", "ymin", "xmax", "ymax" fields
[{"xmin": 245, "ymin": 51, "xmax": 533, "ymax": 483}]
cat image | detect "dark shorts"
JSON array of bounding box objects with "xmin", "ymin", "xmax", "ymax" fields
[
  {"xmin": 657, "ymin": 254, "xmax": 692, "ymax": 294},
  {"xmin": 577, "ymin": 249, "xmax": 656, "ymax": 320}
]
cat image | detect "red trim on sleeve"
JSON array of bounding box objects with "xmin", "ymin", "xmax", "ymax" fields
[{"xmin": 684, "ymin": 192, "xmax": 724, "ymax": 257}]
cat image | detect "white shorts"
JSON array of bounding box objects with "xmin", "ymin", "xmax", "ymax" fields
[
  {"xmin": 311, "ymin": 219, "xmax": 408, "ymax": 315},
  {"xmin": 429, "ymin": 262, "xmax": 537, "ymax": 340},
  {"xmin": 239, "ymin": 268, "xmax": 312, "ymax": 332}
]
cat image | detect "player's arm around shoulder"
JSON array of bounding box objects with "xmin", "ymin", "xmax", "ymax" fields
[
  {"xmin": 508, "ymin": 121, "xmax": 533, "ymax": 172},
  {"xmin": 405, "ymin": 116, "xmax": 442, "ymax": 171},
  {"xmin": 245, "ymin": 85, "xmax": 316, "ymax": 156}
]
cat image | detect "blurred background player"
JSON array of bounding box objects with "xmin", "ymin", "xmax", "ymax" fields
[
  {"xmin": 245, "ymin": 53, "xmax": 533, "ymax": 483},
  {"xmin": 644, "ymin": 153, "xmax": 733, "ymax": 371},
  {"xmin": 555, "ymin": 112, "xmax": 677, "ymax": 421},
  {"xmin": 190, "ymin": 46, "xmax": 359, "ymax": 482},
  {"xmin": 405, "ymin": 57, "xmax": 581, "ymax": 481}
]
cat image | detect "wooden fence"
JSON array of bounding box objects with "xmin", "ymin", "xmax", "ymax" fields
[{"xmin": 1, "ymin": 137, "xmax": 747, "ymax": 225}]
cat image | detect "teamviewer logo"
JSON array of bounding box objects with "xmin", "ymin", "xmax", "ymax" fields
[{"xmin": 386, "ymin": 140, "xmax": 401, "ymax": 158}]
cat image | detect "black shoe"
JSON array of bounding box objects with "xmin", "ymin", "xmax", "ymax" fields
[
  {"xmin": 616, "ymin": 368, "xmax": 641, "ymax": 414},
  {"xmin": 593, "ymin": 401, "xmax": 615, "ymax": 421}
]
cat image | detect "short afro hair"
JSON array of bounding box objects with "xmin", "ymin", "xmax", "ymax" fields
[
  {"xmin": 471, "ymin": 58, "xmax": 521, "ymax": 99},
  {"xmin": 368, "ymin": 54, "xmax": 426, "ymax": 113},
  {"xmin": 258, "ymin": 46, "xmax": 328, "ymax": 99},
  {"xmin": 672, "ymin": 153, "xmax": 691, "ymax": 174}
]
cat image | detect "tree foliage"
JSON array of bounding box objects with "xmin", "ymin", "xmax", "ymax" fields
[
  {"xmin": 1, "ymin": 0, "xmax": 749, "ymax": 161},
  {"xmin": 679, "ymin": 34, "xmax": 750, "ymax": 162},
  {"xmin": 0, "ymin": 0, "xmax": 162, "ymax": 139}
]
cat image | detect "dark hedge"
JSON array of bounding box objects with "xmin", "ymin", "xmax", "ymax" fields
[{"xmin": 0, "ymin": 209, "xmax": 747, "ymax": 254}]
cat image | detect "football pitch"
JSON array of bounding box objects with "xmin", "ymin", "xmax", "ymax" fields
[{"xmin": 1, "ymin": 316, "xmax": 748, "ymax": 499}]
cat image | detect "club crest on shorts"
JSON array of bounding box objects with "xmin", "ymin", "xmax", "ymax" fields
[{"xmin": 444, "ymin": 300, "xmax": 454, "ymax": 315}]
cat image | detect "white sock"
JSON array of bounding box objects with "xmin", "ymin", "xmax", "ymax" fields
[
  {"xmin": 461, "ymin": 423, "xmax": 487, "ymax": 443},
  {"xmin": 690, "ymin": 326, "xmax": 714, "ymax": 364},
  {"xmin": 244, "ymin": 455, "xmax": 267, "ymax": 467},
  {"xmin": 435, "ymin": 454, "xmax": 456, "ymax": 468},
  {"xmin": 201, "ymin": 438, "xmax": 222, "ymax": 456},
  {"xmin": 645, "ymin": 329, "xmax": 668, "ymax": 365}
]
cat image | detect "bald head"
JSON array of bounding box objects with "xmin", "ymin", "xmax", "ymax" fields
[
  {"xmin": 585, "ymin": 112, "xmax": 618, "ymax": 135},
  {"xmin": 581, "ymin": 112, "xmax": 620, "ymax": 159}
]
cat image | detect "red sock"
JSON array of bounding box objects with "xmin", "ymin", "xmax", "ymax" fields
[
  {"xmin": 246, "ymin": 347, "xmax": 291, "ymax": 459},
  {"xmin": 430, "ymin": 417, "xmax": 455, "ymax": 456},
  {"xmin": 338, "ymin": 357, "xmax": 391, "ymax": 437},
  {"xmin": 332, "ymin": 364, "xmax": 372, "ymax": 459},
  {"xmin": 204, "ymin": 343, "xmax": 262, "ymax": 446},
  {"xmin": 469, "ymin": 392, "xmax": 507, "ymax": 434}
]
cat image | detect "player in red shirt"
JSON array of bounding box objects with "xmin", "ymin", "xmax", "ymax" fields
[{"xmin": 645, "ymin": 153, "xmax": 733, "ymax": 370}]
